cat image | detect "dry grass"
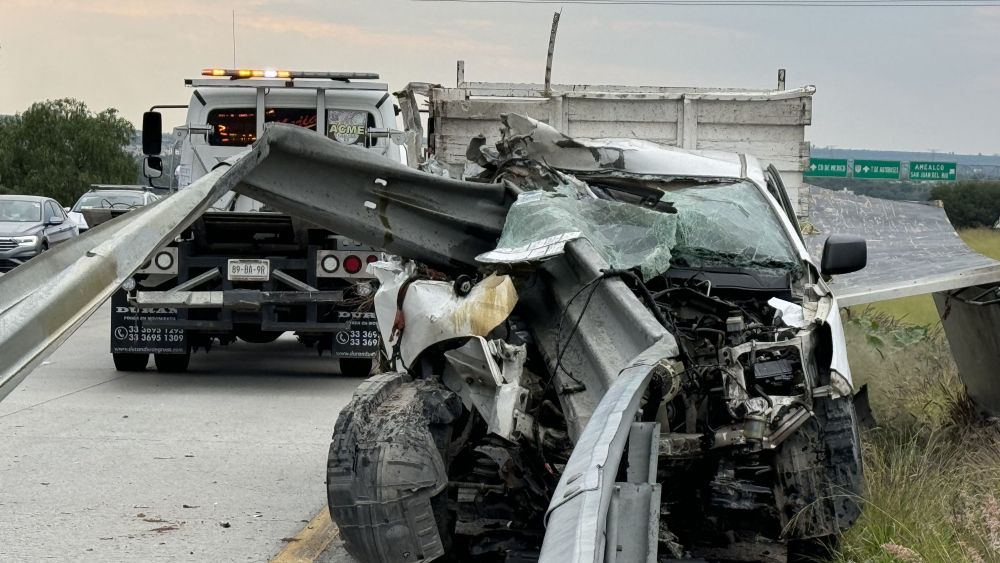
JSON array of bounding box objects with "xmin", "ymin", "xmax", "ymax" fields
[{"xmin": 834, "ymin": 311, "xmax": 1000, "ymax": 563}]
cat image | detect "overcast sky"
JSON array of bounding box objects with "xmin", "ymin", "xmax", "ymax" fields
[{"xmin": 2, "ymin": 0, "xmax": 998, "ymax": 154}]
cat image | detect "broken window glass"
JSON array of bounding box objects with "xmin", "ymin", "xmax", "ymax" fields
[
  {"xmin": 478, "ymin": 188, "xmax": 678, "ymax": 280},
  {"xmin": 662, "ymin": 181, "xmax": 801, "ymax": 275}
]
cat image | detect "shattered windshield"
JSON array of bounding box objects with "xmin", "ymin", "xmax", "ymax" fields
[
  {"xmin": 479, "ymin": 178, "xmax": 800, "ymax": 280},
  {"xmin": 661, "ymin": 181, "xmax": 802, "ymax": 275},
  {"xmin": 479, "ymin": 182, "xmax": 678, "ymax": 280}
]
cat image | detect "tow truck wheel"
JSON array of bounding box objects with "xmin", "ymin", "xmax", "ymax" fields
[
  {"xmin": 338, "ymin": 357, "xmax": 373, "ymax": 378},
  {"xmin": 154, "ymin": 350, "xmax": 191, "ymax": 373},
  {"xmin": 113, "ymin": 352, "xmax": 149, "ymax": 371}
]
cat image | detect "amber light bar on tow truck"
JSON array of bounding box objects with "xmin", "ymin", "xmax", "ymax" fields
[{"xmin": 201, "ymin": 69, "xmax": 379, "ymax": 81}]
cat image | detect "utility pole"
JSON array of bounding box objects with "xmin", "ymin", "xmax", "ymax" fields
[
  {"xmin": 544, "ymin": 11, "xmax": 561, "ymax": 97},
  {"xmin": 232, "ymin": 11, "xmax": 237, "ymax": 67}
]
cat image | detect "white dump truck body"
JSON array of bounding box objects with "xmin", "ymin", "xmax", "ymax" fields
[{"xmin": 399, "ymin": 79, "xmax": 813, "ymax": 215}]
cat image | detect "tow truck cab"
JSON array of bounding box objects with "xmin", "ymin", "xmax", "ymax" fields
[
  {"xmin": 172, "ymin": 69, "xmax": 402, "ymax": 188},
  {"xmin": 112, "ymin": 69, "xmax": 400, "ymax": 375}
]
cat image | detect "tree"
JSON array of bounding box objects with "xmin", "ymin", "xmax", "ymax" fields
[
  {"xmin": 929, "ymin": 181, "xmax": 1000, "ymax": 229},
  {"xmin": 0, "ymin": 98, "xmax": 137, "ymax": 206}
]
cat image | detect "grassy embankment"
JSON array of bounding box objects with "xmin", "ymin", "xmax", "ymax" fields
[{"xmin": 833, "ymin": 228, "xmax": 1000, "ymax": 562}]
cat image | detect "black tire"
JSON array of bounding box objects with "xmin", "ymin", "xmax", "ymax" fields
[
  {"xmin": 154, "ymin": 351, "xmax": 190, "ymax": 372},
  {"xmin": 327, "ymin": 372, "xmax": 463, "ymax": 562},
  {"xmin": 776, "ymin": 394, "xmax": 864, "ymax": 561},
  {"xmin": 816, "ymin": 393, "xmax": 865, "ymax": 526},
  {"xmin": 113, "ymin": 352, "xmax": 148, "ymax": 371},
  {"xmin": 338, "ymin": 357, "xmax": 372, "ymax": 378}
]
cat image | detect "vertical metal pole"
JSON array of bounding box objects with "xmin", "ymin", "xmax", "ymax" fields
[
  {"xmin": 544, "ymin": 11, "xmax": 561, "ymax": 97},
  {"xmin": 316, "ymin": 88, "xmax": 326, "ymax": 137},
  {"xmin": 605, "ymin": 485, "xmax": 621, "ymax": 562},
  {"xmin": 256, "ymin": 87, "xmax": 265, "ymax": 140}
]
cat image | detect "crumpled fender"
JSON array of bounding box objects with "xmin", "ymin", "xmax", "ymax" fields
[{"xmin": 371, "ymin": 260, "xmax": 518, "ymax": 367}]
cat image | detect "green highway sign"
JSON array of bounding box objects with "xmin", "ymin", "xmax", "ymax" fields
[
  {"xmin": 853, "ymin": 160, "xmax": 900, "ymax": 180},
  {"xmin": 804, "ymin": 158, "xmax": 848, "ymax": 177},
  {"xmin": 909, "ymin": 161, "xmax": 957, "ymax": 181}
]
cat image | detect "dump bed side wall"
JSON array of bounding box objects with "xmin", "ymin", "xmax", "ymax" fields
[{"xmin": 424, "ymin": 83, "xmax": 813, "ymax": 214}]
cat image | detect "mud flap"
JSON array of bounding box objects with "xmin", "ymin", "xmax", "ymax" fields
[
  {"xmin": 853, "ymin": 384, "xmax": 876, "ymax": 431},
  {"xmin": 110, "ymin": 288, "xmax": 187, "ymax": 355},
  {"xmin": 327, "ymin": 372, "xmax": 463, "ymax": 563}
]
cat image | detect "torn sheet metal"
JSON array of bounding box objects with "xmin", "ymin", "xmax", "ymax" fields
[
  {"xmin": 441, "ymin": 336, "xmax": 532, "ymax": 440},
  {"xmin": 498, "ymin": 113, "xmax": 767, "ymax": 186},
  {"xmin": 476, "ymin": 230, "xmax": 583, "ymax": 264},
  {"xmin": 371, "ymin": 260, "xmax": 518, "ymax": 367},
  {"xmin": 805, "ymin": 186, "xmax": 1000, "ymax": 306}
]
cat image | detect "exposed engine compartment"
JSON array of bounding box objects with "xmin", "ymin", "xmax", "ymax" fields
[
  {"xmin": 324, "ymin": 114, "xmax": 862, "ymax": 563},
  {"xmin": 328, "ymin": 263, "xmax": 860, "ymax": 562}
]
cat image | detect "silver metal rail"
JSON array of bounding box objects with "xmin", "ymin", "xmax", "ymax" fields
[
  {"xmin": 0, "ymin": 123, "xmax": 676, "ymax": 563},
  {"xmin": 0, "ymin": 163, "xmax": 241, "ymax": 400},
  {"xmin": 0, "ymin": 124, "xmax": 512, "ymax": 401}
]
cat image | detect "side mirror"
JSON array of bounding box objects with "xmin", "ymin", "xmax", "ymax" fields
[
  {"xmin": 142, "ymin": 111, "xmax": 163, "ymax": 155},
  {"xmin": 143, "ymin": 156, "xmax": 163, "ymax": 179},
  {"xmin": 821, "ymin": 234, "xmax": 867, "ymax": 276},
  {"xmin": 47, "ymin": 216, "xmax": 65, "ymax": 226}
]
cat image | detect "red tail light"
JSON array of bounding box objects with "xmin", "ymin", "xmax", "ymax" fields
[
  {"xmin": 343, "ymin": 255, "xmax": 363, "ymax": 274},
  {"xmin": 366, "ymin": 254, "xmax": 379, "ymax": 264}
]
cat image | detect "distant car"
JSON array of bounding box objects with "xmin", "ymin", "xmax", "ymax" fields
[
  {"xmin": 0, "ymin": 195, "xmax": 78, "ymax": 272},
  {"xmin": 68, "ymin": 186, "xmax": 160, "ymax": 232}
]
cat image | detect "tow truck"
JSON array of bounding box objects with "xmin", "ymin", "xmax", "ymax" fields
[{"xmin": 112, "ymin": 68, "xmax": 400, "ymax": 375}]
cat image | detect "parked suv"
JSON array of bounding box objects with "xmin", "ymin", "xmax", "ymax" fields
[
  {"xmin": 0, "ymin": 195, "xmax": 78, "ymax": 272},
  {"xmin": 68, "ymin": 186, "xmax": 161, "ymax": 232}
]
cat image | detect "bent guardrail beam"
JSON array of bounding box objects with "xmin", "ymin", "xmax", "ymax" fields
[
  {"xmin": 0, "ymin": 123, "xmax": 513, "ymax": 402},
  {"xmin": 0, "ymin": 162, "xmax": 243, "ymax": 401},
  {"xmin": 234, "ymin": 124, "xmax": 515, "ymax": 270},
  {"xmin": 0, "ymin": 122, "xmax": 673, "ymax": 563},
  {"xmin": 539, "ymin": 337, "xmax": 674, "ymax": 563}
]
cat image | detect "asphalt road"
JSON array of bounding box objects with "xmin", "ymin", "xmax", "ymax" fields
[{"xmin": 0, "ymin": 301, "xmax": 361, "ymax": 562}]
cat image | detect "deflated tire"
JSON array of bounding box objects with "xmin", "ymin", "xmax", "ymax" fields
[{"xmin": 327, "ymin": 372, "xmax": 463, "ymax": 562}]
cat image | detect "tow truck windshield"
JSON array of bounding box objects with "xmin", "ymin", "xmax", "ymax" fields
[{"xmin": 207, "ymin": 108, "xmax": 376, "ymax": 147}]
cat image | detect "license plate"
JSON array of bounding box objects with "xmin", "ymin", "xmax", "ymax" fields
[{"xmin": 228, "ymin": 259, "xmax": 270, "ymax": 281}]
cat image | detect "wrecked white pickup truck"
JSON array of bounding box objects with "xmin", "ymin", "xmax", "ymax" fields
[
  {"xmin": 325, "ymin": 114, "xmax": 867, "ymax": 563},
  {"xmin": 0, "ymin": 100, "xmax": 866, "ymax": 561}
]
